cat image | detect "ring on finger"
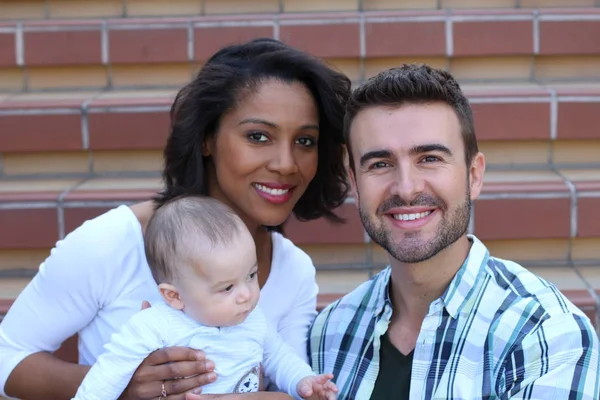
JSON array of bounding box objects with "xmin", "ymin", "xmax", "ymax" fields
[{"xmin": 158, "ymin": 381, "xmax": 167, "ymax": 400}]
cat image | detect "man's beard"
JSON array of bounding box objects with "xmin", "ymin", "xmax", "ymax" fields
[{"xmin": 359, "ymin": 187, "xmax": 471, "ymax": 264}]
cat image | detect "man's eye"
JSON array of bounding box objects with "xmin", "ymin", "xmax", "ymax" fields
[
  {"xmin": 371, "ymin": 161, "xmax": 389, "ymax": 169},
  {"xmin": 422, "ymin": 156, "xmax": 441, "ymax": 163}
]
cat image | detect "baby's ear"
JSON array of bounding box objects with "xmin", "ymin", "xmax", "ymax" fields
[{"xmin": 158, "ymin": 283, "xmax": 184, "ymax": 310}]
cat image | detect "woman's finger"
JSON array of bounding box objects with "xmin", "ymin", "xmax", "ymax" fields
[
  {"xmin": 144, "ymin": 347, "xmax": 206, "ymax": 367},
  {"xmin": 149, "ymin": 360, "xmax": 215, "ymax": 382},
  {"xmin": 160, "ymin": 371, "xmax": 217, "ymax": 395}
]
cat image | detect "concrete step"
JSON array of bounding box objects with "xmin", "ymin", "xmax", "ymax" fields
[
  {"xmin": 0, "ymin": 169, "xmax": 599, "ymax": 269},
  {"xmin": 1, "ymin": 82, "xmax": 599, "ymax": 178},
  {"xmin": 0, "ymin": 0, "xmax": 598, "ymax": 21},
  {"xmin": 1, "ymin": 8, "xmax": 600, "ymax": 91}
]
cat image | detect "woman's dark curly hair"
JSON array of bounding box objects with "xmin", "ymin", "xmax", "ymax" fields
[{"xmin": 154, "ymin": 38, "xmax": 351, "ymax": 226}]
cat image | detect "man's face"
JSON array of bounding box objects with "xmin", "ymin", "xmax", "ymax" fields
[{"xmin": 348, "ymin": 102, "xmax": 484, "ymax": 264}]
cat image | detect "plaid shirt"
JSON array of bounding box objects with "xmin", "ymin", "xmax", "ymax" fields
[{"xmin": 309, "ymin": 235, "xmax": 600, "ymax": 399}]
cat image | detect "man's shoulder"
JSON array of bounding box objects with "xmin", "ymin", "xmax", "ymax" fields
[
  {"xmin": 314, "ymin": 268, "xmax": 389, "ymax": 331},
  {"xmin": 484, "ymin": 255, "xmax": 590, "ymax": 324}
]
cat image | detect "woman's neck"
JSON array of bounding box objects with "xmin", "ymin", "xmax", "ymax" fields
[
  {"xmin": 207, "ymin": 179, "xmax": 273, "ymax": 288},
  {"xmin": 253, "ymin": 227, "xmax": 272, "ymax": 288}
]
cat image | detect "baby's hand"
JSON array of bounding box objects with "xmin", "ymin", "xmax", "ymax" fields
[{"xmin": 296, "ymin": 373, "xmax": 338, "ymax": 400}]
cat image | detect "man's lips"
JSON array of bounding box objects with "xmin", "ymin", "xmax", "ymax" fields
[{"xmin": 384, "ymin": 207, "xmax": 436, "ymax": 222}]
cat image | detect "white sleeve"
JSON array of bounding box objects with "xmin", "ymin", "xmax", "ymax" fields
[
  {"xmin": 0, "ymin": 211, "xmax": 136, "ymax": 397},
  {"xmin": 276, "ymin": 266, "xmax": 318, "ymax": 363},
  {"xmin": 73, "ymin": 309, "xmax": 165, "ymax": 400},
  {"xmin": 262, "ymin": 327, "xmax": 315, "ymax": 400}
]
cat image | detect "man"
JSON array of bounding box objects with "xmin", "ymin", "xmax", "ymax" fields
[{"xmin": 309, "ymin": 64, "xmax": 600, "ymax": 399}]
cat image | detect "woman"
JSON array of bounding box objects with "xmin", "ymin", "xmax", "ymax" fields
[{"xmin": 0, "ymin": 38, "xmax": 350, "ymax": 400}]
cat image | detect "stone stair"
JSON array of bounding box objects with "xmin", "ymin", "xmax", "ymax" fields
[{"xmin": 1, "ymin": 0, "xmax": 600, "ymax": 380}]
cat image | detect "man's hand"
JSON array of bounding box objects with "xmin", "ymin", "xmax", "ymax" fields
[{"xmin": 296, "ymin": 373, "xmax": 338, "ymax": 400}]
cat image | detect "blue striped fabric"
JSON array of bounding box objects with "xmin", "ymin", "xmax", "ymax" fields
[{"xmin": 309, "ymin": 235, "xmax": 600, "ymax": 400}]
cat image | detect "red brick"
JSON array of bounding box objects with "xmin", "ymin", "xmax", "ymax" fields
[
  {"xmin": 0, "ymin": 114, "xmax": 83, "ymax": 152},
  {"xmin": 24, "ymin": 30, "xmax": 102, "ymax": 66},
  {"xmin": 540, "ymin": 21, "xmax": 600, "ymax": 55},
  {"xmin": 0, "ymin": 299, "xmax": 11, "ymax": 312},
  {"xmin": 365, "ymin": 21, "xmax": 445, "ymax": 57},
  {"xmin": 64, "ymin": 190, "xmax": 155, "ymax": 202},
  {"xmin": 109, "ymin": 28, "xmax": 188, "ymax": 64},
  {"xmin": 285, "ymin": 203, "xmax": 363, "ymax": 245},
  {"xmin": 194, "ymin": 26, "xmax": 273, "ymax": 61},
  {"xmin": 87, "ymin": 111, "xmax": 170, "ymax": 150},
  {"xmin": 472, "ymin": 102, "xmax": 550, "ymax": 141},
  {"xmin": 562, "ymin": 290, "xmax": 597, "ymax": 323},
  {"xmin": 557, "ymin": 102, "xmax": 600, "ymax": 139},
  {"xmin": 483, "ymin": 181, "xmax": 568, "ymax": 194},
  {"xmin": 0, "ymin": 208, "xmax": 58, "ymax": 249},
  {"xmin": 0, "ymin": 191, "xmax": 62, "ymax": 202},
  {"xmin": 63, "ymin": 207, "xmax": 111, "ymax": 236},
  {"xmin": 0, "ymin": 32, "xmax": 16, "ymax": 67},
  {"xmin": 280, "ymin": 23, "xmax": 360, "ymax": 59},
  {"xmin": 577, "ymin": 197, "xmax": 600, "ymax": 237},
  {"xmin": 453, "ymin": 21, "xmax": 532, "ymax": 57},
  {"xmin": 474, "ymin": 198, "xmax": 571, "ymax": 240}
]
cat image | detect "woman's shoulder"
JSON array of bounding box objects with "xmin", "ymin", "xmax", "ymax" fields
[{"xmin": 57, "ymin": 204, "xmax": 145, "ymax": 258}]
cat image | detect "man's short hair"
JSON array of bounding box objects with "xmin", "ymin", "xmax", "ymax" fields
[
  {"xmin": 144, "ymin": 195, "xmax": 243, "ymax": 284},
  {"xmin": 343, "ymin": 64, "xmax": 478, "ymax": 171}
]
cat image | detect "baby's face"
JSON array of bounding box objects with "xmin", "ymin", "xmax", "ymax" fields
[{"xmin": 177, "ymin": 230, "xmax": 260, "ymax": 327}]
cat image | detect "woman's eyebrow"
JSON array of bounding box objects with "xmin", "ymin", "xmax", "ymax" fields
[{"xmin": 239, "ymin": 118, "xmax": 278, "ymax": 128}]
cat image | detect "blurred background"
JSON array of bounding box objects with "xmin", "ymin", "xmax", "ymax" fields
[{"xmin": 0, "ymin": 0, "xmax": 599, "ymax": 358}]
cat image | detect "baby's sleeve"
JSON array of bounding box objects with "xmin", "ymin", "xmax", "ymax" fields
[
  {"xmin": 261, "ymin": 326, "xmax": 314, "ymax": 400},
  {"xmin": 72, "ymin": 308, "xmax": 166, "ymax": 400}
]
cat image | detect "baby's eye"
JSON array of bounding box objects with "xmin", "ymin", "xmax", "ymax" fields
[
  {"xmin": 223, "ymin": 284, "xmax": 234, "ymax": 292},
  {"xmin": 249, "ymin": 271, "xmax": 258, "ymax": 279}
]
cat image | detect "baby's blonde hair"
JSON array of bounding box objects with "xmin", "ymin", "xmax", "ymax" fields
[{"xmin": 144, "ymin": 195, "xmax": 244, "ymax": 284}]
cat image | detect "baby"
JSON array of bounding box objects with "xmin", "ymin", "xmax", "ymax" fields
[{"xmin": 73, "ymin": 195, "xmax": 337, "ymax": 400}]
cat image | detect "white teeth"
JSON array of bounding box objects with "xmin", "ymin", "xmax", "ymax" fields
[
  {"xmin": 392, "ymin": 211, "xmax": 432, "ymax": 221},
  {"xmin": 254, "ymin": 184, "xmax": 290, "ymax": 196}
]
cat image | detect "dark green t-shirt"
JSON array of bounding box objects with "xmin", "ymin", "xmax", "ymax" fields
[{"xmin": 370, "ymin": 332, "xmax": 414, "ymax": 399}]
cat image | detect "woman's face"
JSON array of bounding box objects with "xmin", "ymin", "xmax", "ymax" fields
[{"xmin": 205, "ymin": 79, "xmax": 320, "ymax": 230}]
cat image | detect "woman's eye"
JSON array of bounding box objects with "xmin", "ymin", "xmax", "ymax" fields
[
  {"xmin": 247, "ymin": 132, "xmax": 269, "ymax": 142},
  {"xmin": 296, "ymin": 137, "xmax": 317, "ymax": 147}
]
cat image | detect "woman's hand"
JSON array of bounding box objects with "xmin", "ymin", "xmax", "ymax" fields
[{"xmin": 120, "ymin": 346, "xmax": 217, "ymax": 400}]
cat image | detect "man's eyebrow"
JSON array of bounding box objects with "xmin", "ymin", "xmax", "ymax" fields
[
  {"xmin": 359, "ymin": 149, "xmax": 392, "ymax": 168},
  {"xmin": 410, "ymin": 144, "xmax": 453, "ymax": 157}
]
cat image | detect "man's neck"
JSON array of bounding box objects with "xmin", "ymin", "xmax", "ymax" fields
[{"xmin": 389, "ymin": 235, "xmax": 472, "ymax": 325}]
